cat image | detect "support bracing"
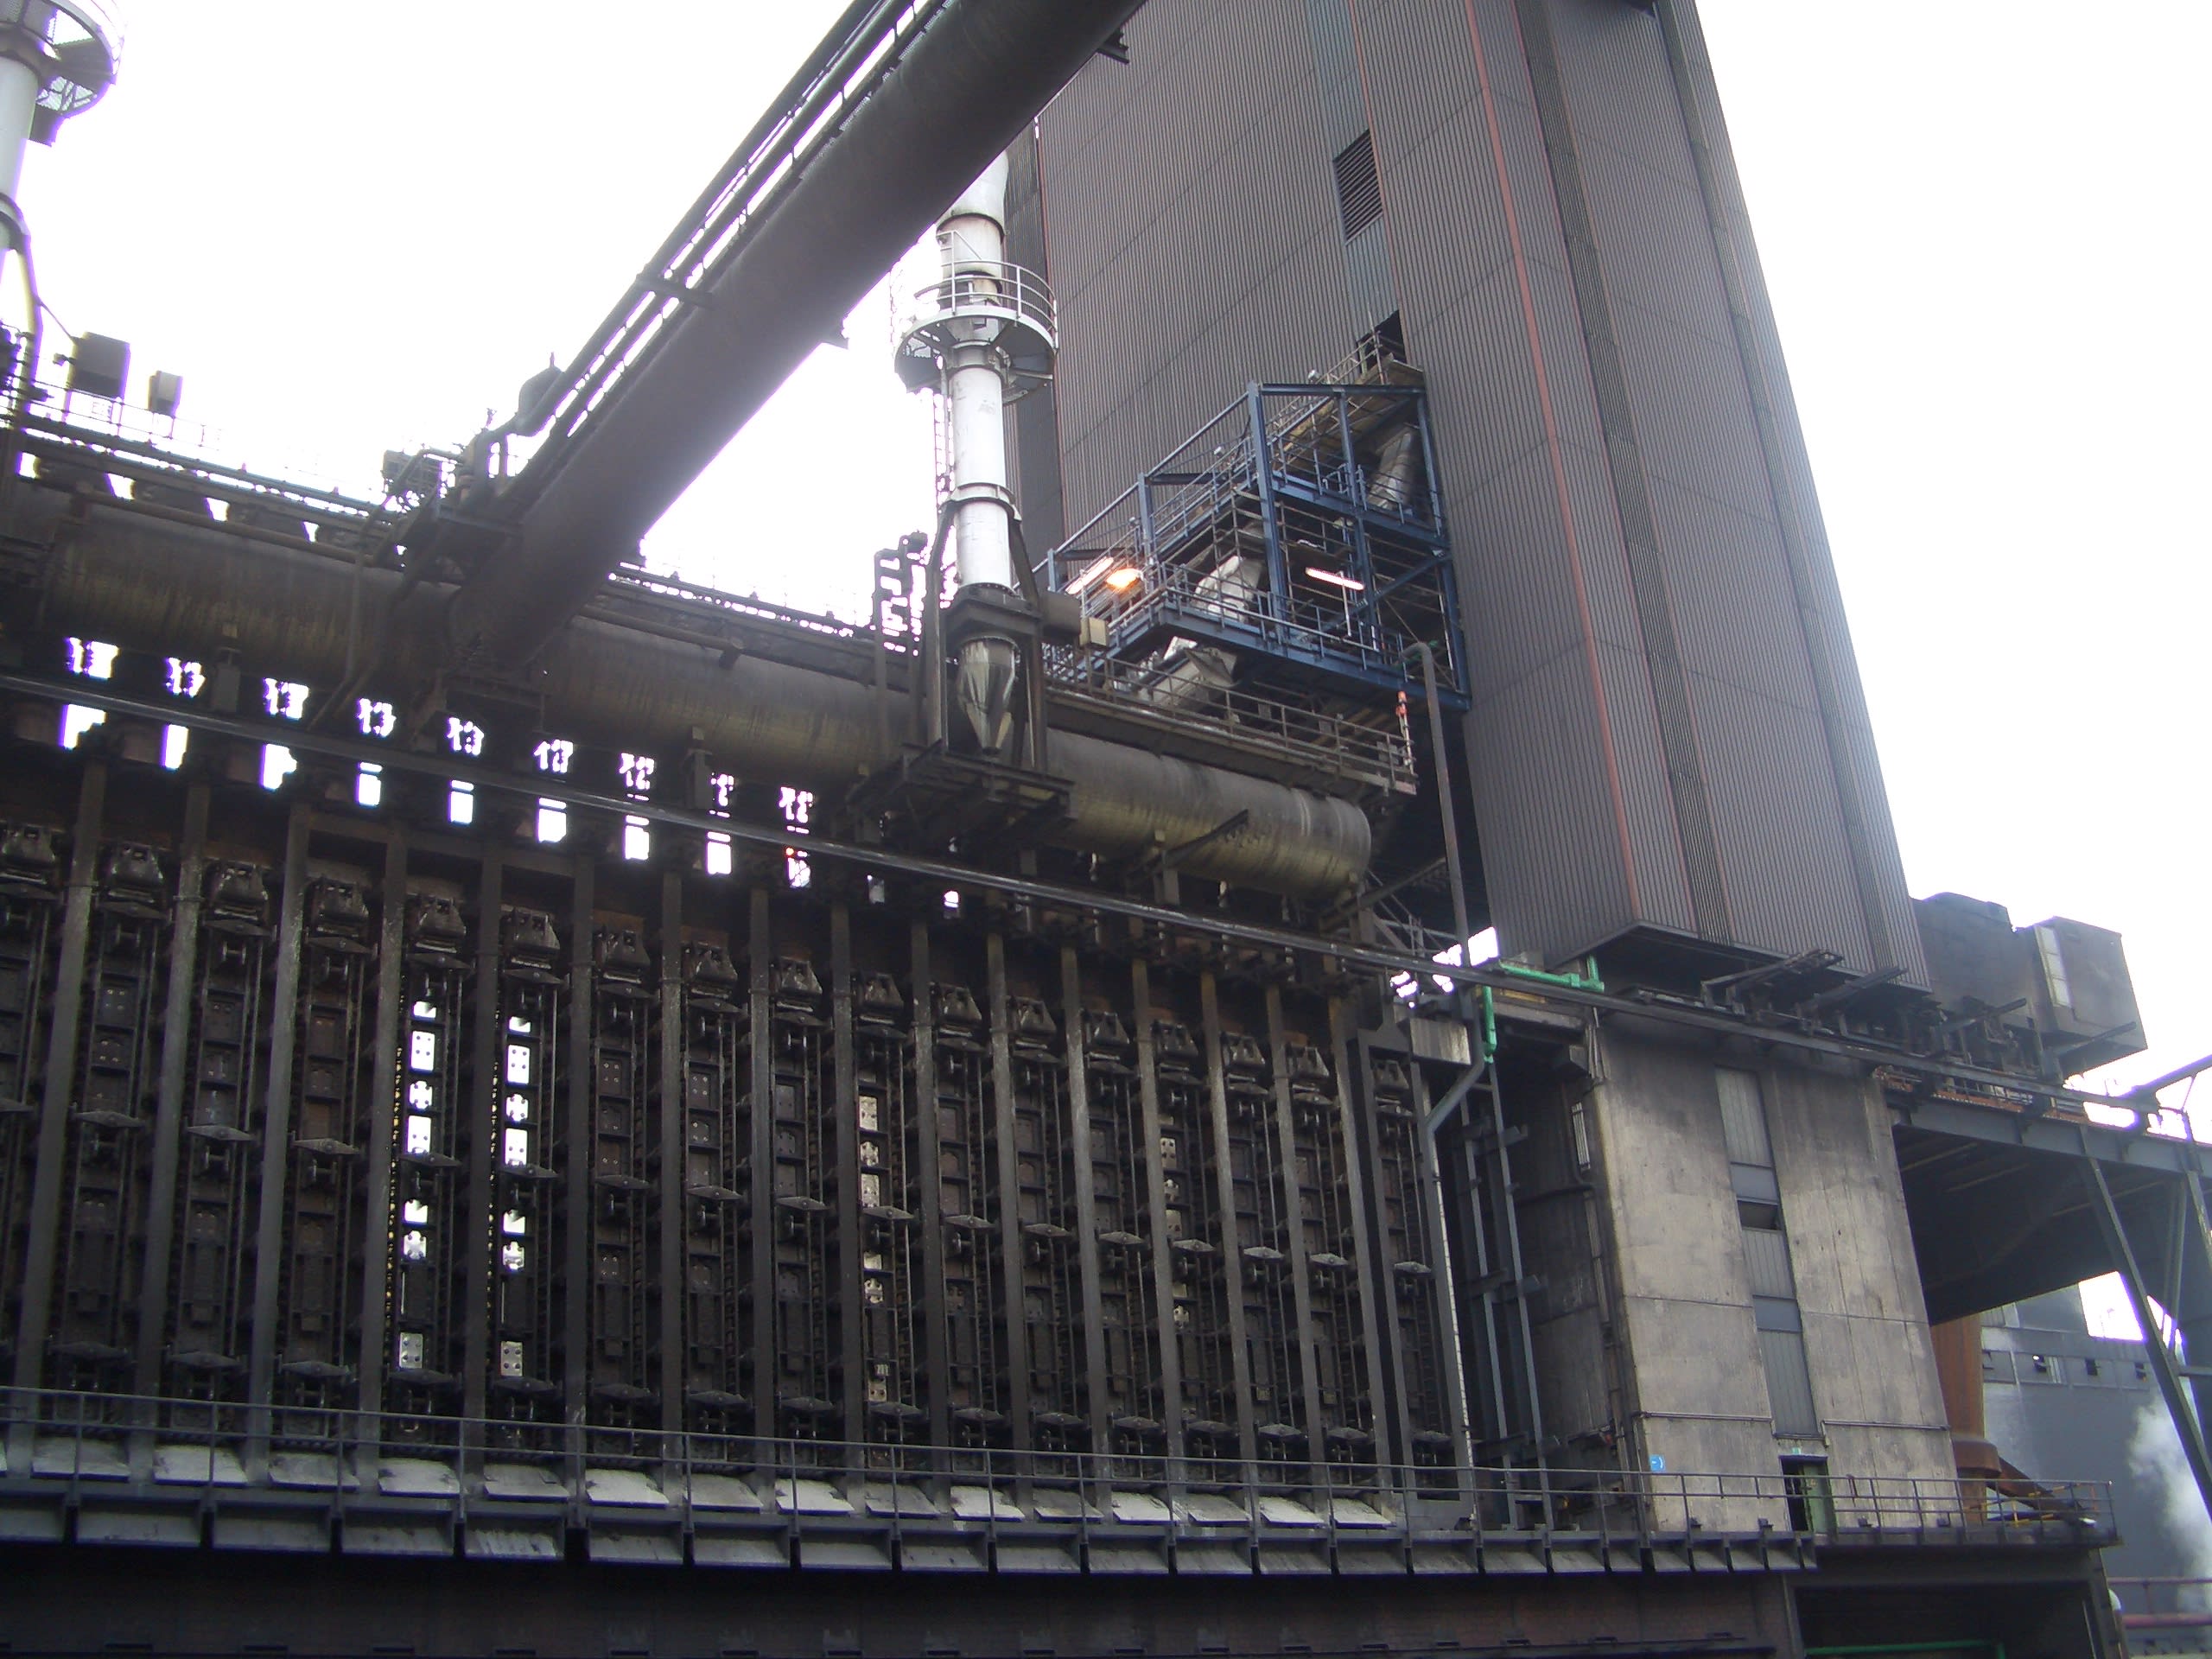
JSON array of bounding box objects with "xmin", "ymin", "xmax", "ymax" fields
[{"xmin": 2082, "ymin": 1129, "xmax": 2212, "ymax": 1521}]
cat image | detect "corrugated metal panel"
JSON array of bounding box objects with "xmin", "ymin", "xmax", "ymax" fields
[
  {"xmin": 1758, "ymin": 1327, "xmax": 1821, "ymax": 1437},
  {"xmin": 1643, "ymin": 0, "xmax": 1928, "ymax": 983},
  {"xmin": 1715, "ymin": 1069, "xmax": 1771, "ymax": 1168},
  {"xmin": 1004, "ymin": 126, "xmax": 1065, "ymax": 549},
  {"xmin": 1374, "ymin": 1, "xmax": 1662, "ymax": 963},
  {"xmin": 1304, "ymin": 0, "xmax": 1367, "ymax": 152},
  {"xmin": 1742, "ymin": 1229, "xmax": 1796, "ymax": 1301},
  {"xmin": 1042, "ymin": 0, "xmax": 1355, "ymax": 534},
  {"xmin": 1687, "ymin": 672, "xmax": 1870, "ymax": 968},
  {"xmin": 1644, "ymin": 477, "xmax": 1802, "ymax": 704},
  {"xmin": 1343, "ymin": 209, "xmax": 1394, "ymax": 328}
]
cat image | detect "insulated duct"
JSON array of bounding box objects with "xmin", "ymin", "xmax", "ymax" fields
[{"xmin": 31, "ymin": 502, "xmax": 1371, "ymax": 899}]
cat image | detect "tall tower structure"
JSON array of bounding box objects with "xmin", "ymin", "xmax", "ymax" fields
[{"xmin": 1014, "ymin": 0, "xmax": 1921, "ymax": 985}]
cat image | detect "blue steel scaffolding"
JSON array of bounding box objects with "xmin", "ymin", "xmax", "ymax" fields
[{"xmin": 1041, "ymin": 364, "xmax": 1465, "ymax": 710}]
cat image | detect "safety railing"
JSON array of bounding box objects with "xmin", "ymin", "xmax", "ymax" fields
[
  {"xmin": 1081, "ymin": 558, "xmax": 1412, "ymax": 677},
  {"xmin": 25, "ymin": 0, "xmax": 122, "ymax": 114},
  {"xmin": 1042, "ymin": 646, "xmax": 1414, "ymax": 796},
  {"xmin": 0, "ymin": 1386, "xmax": 2114, "ymax": 1559},
  {"xmin": 895, "ymin": 259, "xmax": 1056, "ymax": 370},
  {"xmin": 4, "ymin": 362, "xmax": 389, "ymax": 519}
]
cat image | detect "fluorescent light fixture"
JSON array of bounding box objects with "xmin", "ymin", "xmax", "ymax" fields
[{"xmin": 1305, "ymin": 565, "xmax": 1364, "ymax": 591}]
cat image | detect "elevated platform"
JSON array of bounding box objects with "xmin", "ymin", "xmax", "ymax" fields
[{"xmin": 0, "ymin": 1391, "xmax": 2107, "ymax": 1575}]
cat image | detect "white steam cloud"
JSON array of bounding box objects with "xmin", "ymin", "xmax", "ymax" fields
[{"xmin": 2127, "ymin": 1397, "xmax": 2212, "ymax": 1611}]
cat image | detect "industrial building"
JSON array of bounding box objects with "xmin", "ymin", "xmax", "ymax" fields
[{"xmin": 0, "ymin": 3, "xmax": 2204, "ymax": 1658}]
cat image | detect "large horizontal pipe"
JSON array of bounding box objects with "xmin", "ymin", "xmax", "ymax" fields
[
  {"xmin": 31, "ymin": 500, "xmax": 1370, "ymax": 899},
  {"xmin": 447, "ymin": 0, "xmax": 1144, "ymax": 664}
]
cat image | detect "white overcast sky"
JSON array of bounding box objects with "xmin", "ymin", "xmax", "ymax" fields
[{"xmin": 20, "ymin": 3, "xmax": 2209, "ymax": 1142}]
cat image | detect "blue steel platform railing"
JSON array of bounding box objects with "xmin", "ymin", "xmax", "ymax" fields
[
  {"xmin": 0, "ymin": 1386, "xmax": 2115, "ymax": 1569},
  {"xmin": 1041, "ymin": 373, "xmax": 1465, "ymax": 709}
]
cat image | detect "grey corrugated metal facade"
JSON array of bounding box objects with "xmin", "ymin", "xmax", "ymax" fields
[{"xmin": 1020, "ymin": 0, "xmax": 1926, "ymax": 982}]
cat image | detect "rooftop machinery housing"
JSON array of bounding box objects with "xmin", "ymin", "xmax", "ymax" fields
[{"xmin": 0, "ymin": 4, "xmax": 2205, "ymax": 1658}]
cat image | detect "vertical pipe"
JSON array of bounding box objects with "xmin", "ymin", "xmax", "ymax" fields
[
  {"xmin": 910, "ymin": 918, "xmax": 951, "ymax": 1465},
  {"xmin": 1129, "ymin": 959, "xmax": 1184, "ymax": 1467},
  {"xmin": 1198, "ymin": 971, "xmax": 1257, "ymax": 1470},
  {"xmin": 747, "ymin": 886, "xmax": 775, "ymax": 1445},
  {"xmin": 356, "ymin": 832, "xmax": 409, "ymax": 1434},
  {"xmin": 461, "ymin": 850, "xmax": 505, "ymax": 1433},
  {"xmin": 245, "ymin": 804, "xmax": 314, "ymax": 1469},
  {"xmin": 563, "ymin": 859, "xmax": 594, "ymax": 1442},
  {"xmin": 657, "ymin": 868, "xmax": 685, "ymax": 1437},
  {"xmin": 131, "ymin": 781, "xmax": 212, "ymax": 1408},
  {"xmin": 1413, "ymin": 643, "xmax": 1471, "ymax": 963},
  {"xmin": 10, "ymin": 760, "xmax": 107, "ymax": 1427},
  {"xmin": 1060, "ymin": 945, "xmax": 1109, "ymax": 1458},
  {"xmin": 830, "ymin": 900, "xmax": 865, "ymax": 1446},
  {"xmin": 1263, "ymin": 985, "xmax": 1325, "ymax": 1470},
  {"xmin": 986, "ymin": 930, "xmax": 1030, "ymax": 1455},
  {"xmin": 1454, "ymin": 1119, "xmax": 1510, "ymax": 1448}
]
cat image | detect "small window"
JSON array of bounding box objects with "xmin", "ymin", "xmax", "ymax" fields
[
  {"xmin": 2084, "ymin": 1357, "xmax": 2101, "ymax": 1379},
  {"xmin": 1334, "ymin": 131, "xmax": 1382, "ymax": 240}
]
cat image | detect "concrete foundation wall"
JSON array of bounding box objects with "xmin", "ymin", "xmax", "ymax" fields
[
  {"xmin": 1585, "ymin": 1024, "xmax": 1950, "ymax": 1529},
  {"xmin": 1588, "ymin": 1028, "xmax": 1779, "ymax": 1531},
  {"xmin": 1764, "ymin": 1056, "xmax": 1954, "ymax": 1490}
]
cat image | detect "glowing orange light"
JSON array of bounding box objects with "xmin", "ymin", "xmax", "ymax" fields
[{"xmin": 1101, "ymin": 565, "xmax": 1143, "ymax": 593}]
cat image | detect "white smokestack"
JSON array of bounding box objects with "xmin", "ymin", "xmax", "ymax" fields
[
  {"xmin": 938, "ymin": 154, "xmax": 1014, "ymax": 597},
  {"xmin": 894, "ymin": 153, "xmax": 1058, "ymax": 755}
]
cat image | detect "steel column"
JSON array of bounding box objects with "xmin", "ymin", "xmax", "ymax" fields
[
  {"xmin": 1329, "ymin": 1001, "xmax": 1390, "ymax": 1468},
  {"xmin": 986, "ymin": 930, "xmax": 1030, "ymax": 1456},
  {"xmin": 461, "ymin": 849, "xmax": 505, "ymax": 1432},
  {"xmin": 747, "ymin": 886, "xmax": 775, "ymax": 1444},
  {"xmin": 1263, "ymin": 984, "xmax": 1325, "ymax": 1473},
  {"xmin": 657, "ymin": 868, "xmax": 684, "ymax": 1436},
  {"xmin": 2082, "ymin": 1139, "xmax": 2212, "ymax": 1519},
  {"xmin": 1198, "ymin": 971, "xmax": 1257, "ymax": 1470},
  {"xmin": 563, "ymin": 859, "xmax": 594, "ymax": 1442},
  {"xmin": 130, "ymin": 780, "xmax": 210, "ymax": 1408},
  {"xmin": 831, "ymin": 900, "xmax": 865, "ymax": 1446},
  {"xmin": 9, "ymin": 760, "xmax": 106, "ymax": 1421},
  {"xmin": 244, "ymin": 805, "xmax": 313, "ymax": 1465},
  {"xmin": 355, "ymin": 832, "xmax": 408, "ymax": 1431},
  {"xmin": 1129, "ymin": 959, "xmax": 1185, "ymax": 1468},
  {"xmin": 910, "ymin": 918, "xmax": 951, "ymax": 1464},
  {"xmin": 1062, "ymin": 944, "xmax": 1110, "ymax": 1458}
]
